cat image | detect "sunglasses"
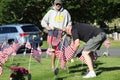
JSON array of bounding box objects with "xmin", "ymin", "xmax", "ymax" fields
[{"xmin": 56, "ymin": 3, "xmax": 61, "ymax": 6}]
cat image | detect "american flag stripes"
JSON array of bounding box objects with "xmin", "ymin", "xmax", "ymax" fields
[
  {"xmin": 65, "ymin": 46, "xmax": 75, "ymax": 61},
  {"xmin": 0, "ymin": 41, "xmax": 21, "ymax": 64},
  {"xmin": 55, "ymin": 38, "xmax": 75, "ymax": 61},
  {"xmin": 25, "ymin": 41, "xmax": 31, "ymax": 49},
  {"xmin": 54, "ymin": 36, "xmax": 75, "ymax": 69},
  {"xmin": 1, "ymin": 42, "xmax": 6, "ymax": 50},
  {"xmin": 31, "ymin": 48, "xmax": 41, "ymax": 62},
  {"xmin": 0, "ymin": 40, "xmax": 42, "ymax": 75},
  {"xmin": 11, "ymin": 41, "xmax": 21, "ymax": 56},
  {"xmin": 26, "ymin": 41, "xmax": 42, "ymax": 62},
  {"xmin": 25, "ymin": 41, "xmax": 42, "ymax": 62},
  {"xmin": 47, "ymin": 30, "xmax": 62, "ymax": 46}
]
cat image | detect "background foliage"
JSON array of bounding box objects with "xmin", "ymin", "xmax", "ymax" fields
[{"xmin": 0, "ymin": 0, "xmax": 120, "ymax": 39}]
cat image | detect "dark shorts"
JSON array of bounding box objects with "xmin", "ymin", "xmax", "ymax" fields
[{"xmin": 83, "ymin": 32, "xmax": 107, "ymax": 51}]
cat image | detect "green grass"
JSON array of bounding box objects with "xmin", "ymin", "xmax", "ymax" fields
[{"xmin": 0, "ymin": 56, "xmax": 120, "ymax": 80}]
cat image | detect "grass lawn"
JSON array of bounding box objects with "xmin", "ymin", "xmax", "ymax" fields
[{"xmin": 0, "ymin": 55, "xmax": 120, "ymax": 80}]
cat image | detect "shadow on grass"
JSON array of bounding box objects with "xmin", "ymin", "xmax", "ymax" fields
[
  {"xmin": 68, "ymin": 61, "xmax": 104, "ymax": 74},
  {"xmin": 55, "ymin": 77, "xmax": 67, "ymax": 80},
  {"xmin": 97, "ymin": 66, "xmax": 120, "ymax": 75}
]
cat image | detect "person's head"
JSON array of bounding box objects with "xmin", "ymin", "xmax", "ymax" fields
[{"xmin": 54, "ymin": 0, "xmax": 62, "ymax": 11}]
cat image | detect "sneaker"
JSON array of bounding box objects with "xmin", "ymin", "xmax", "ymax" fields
[{"xmin": 83, "ymin": 71, "xmax": 96, "ymax": 78}]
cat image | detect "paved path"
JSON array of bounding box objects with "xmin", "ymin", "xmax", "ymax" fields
[
  {"xmin": 40, "ymin": 47, "xmax": 120, "ymax": 57},
  {"xmin": 97, "ymin": 47, "xmax": 120, "ymax": 57},
  {"xmin": 17, "ymin": 48, "xmax": 120, "ymax": 57}
]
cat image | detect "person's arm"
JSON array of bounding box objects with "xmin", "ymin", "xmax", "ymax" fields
[
  {"xmin": 41, "ymin": 11, "xmax": 54, "ymax": 30},
  {"xmin": 65, "ymin": 10, "xmax": 72, "ymax": 34},
  {"xmin": 72, "ymin": 39, "xmax": 80, "ymax": 51}
]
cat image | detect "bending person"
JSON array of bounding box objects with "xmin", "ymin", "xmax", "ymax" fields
[{"xmin": 65, "ymin": 23, "xmax": 107, "ymax": 78}]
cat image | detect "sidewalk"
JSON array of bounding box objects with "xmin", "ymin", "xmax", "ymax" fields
[
  {"xmin": 41, "ymin": 47, "xmax": 120, "ymax": 57},
  {"xmin": 97, "ymin": 47, "xmax": 120, "ymax": 57}
]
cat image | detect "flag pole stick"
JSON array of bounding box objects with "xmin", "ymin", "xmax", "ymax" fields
[
  {"xmin": 10, "ymin": 55, "xmax": 14, "ymax": 64},
  {"xmin": 23, "ymin": 37, "xmax": 29, "ymax": 56},
  {"xmin": 28, "ymin": 53, "xmax": 32, "ymax": 72}
]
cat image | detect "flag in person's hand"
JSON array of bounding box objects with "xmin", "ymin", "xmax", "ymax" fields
[
  {"xmin": 47, "ymin": 30, "xmax": 62, "ymax": 46},
  {"xmin": 65, "ymin": 45, "xmax": 75, "ymax": 61}
]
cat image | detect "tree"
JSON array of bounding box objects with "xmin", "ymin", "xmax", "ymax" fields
[{"xmin": 0, "ymin": 0, "xmax": 120, "ymax": 30}]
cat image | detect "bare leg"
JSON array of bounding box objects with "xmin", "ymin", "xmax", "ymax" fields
[
  {"xmin": 51, "ymin": 51, "xmax": 56, "ymax": 70},
  {"xmin": 82, "ymin": 50, "xmax": 94, "ymax": 71},
  {"xmin": 82, "ymin": 50, "xmax": 96, "ymax": 78}
]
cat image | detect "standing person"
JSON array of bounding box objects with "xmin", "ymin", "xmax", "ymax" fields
[
  {"xmin": 65, "ymin": 23, "xmax": 107, "ymax": 78},
  {"xmin": 41, "ymin": 0, "xmax": 72, "ymax": 70}
]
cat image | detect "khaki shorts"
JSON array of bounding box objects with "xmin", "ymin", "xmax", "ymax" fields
[{"xmin": 83, "ymin": 32, "xmax": 107, "ymax": 51}]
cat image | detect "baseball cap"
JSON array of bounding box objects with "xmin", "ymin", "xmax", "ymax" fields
[{"xmin": 54, "ymin": 0, "xmax": 62, "ymax": 4}]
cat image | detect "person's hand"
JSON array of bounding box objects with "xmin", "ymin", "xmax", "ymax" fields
[
  {"xmin": 73, "ymin": 39, "xmax": 80, "ymax": 51},
  {"xmin": 63, "ymin": 26, "xmax": 72, "ymax": 35},
  {"xmin": 46, "ymin": 26, "xmax": 54, "ymax": 30},
  {"xmin": 62, "ymin": 28, "xmax": 66, "ymax": 32}
]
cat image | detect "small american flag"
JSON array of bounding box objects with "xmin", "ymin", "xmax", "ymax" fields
[
  {"xmin": 47, "ymin": 30, "xmax": 62, "ymax": 46},
  {"xmin": 25, "ymin": 41, "xmax": 31, "ymax": 49},
  {"xmin": 65, "ymin": 45, "xmax": 75, "ymax": 61},
  {"xmin": 1, "ymin": 42, "xmax": 6, "ymax": 50},
  {"xmin": 31, "ymin": 43, "xmax": 42, "ymax": 62},
  {"xmin": 0, "ymin": 51, "xmax": 9, "ymax": 64},
  {"xmin": 11, "ymin": 41, "xmax": 21, "ymax": 56},
  {"xmin": 2, "ymin": 46, "xmax": 13, "ymax": 56}
]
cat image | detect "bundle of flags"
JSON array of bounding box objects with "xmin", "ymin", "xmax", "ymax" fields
[
  {"xmin": 55, "ymin": 36, "xmax": 75, "ymax": 69},
  {"xmin": 46, "ymin": 30, "xmax": 62, "ymax": 57},
  {"xmin": 25, "ymin": 41, "xmax": 42, "ymax": 62},
  {"xmin": 0, "ymin": 40, "xmax": 21, "ymax": 76}
]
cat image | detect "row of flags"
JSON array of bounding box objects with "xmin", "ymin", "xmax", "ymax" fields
[
  {"xmin": 0, "ymin": 40, "xmax": 42, "ymax": 76},
  {"xmin": 0, "ymin": 41, "xmax": 21, "ymax": 75}
]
